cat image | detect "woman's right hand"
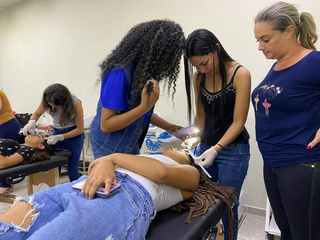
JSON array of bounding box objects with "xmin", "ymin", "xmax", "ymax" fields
[
  {"xmin": 140, "ymin": 78, "xmax": 159, "ymax": 111},
  {"xmin": 22, "ymin": 120, "xmax": 36, "ymax": 136},
  {"xmin": 82, "ymin": 157, "xmax": 116, "ymax": 199}
]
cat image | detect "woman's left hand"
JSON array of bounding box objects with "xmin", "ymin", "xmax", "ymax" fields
[
  {"xmin": 166, "ymin": 124, "xmax": 182, "ymax": 135},
  {"xmin": 45, "ymin": 134, "xmax": 64, "ymax": 145},
  {"xmin": 307, "ymin": 128, "xmax": 320, "ymax": 149},
  {"xmin": 82, "ymin": 157, "xmax": 116, "ymax": 199},
  {"xmin": 195, "ymin": 147, "xmax": 217, "ymax": 168}
]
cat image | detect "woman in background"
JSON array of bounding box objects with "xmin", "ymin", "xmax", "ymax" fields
[
  {"xmin": 90, "ymin": 19, "xmax": 185, "ymax": 159},
  {"xmin": 23, "ymin": 83, "xmax": 84, "ymax": 181},
  {"xmin": 0, "ymin": 90, "xmax": 20, "ymax": 140},
  {"xmin": 184, "ymin": 29, "xmax": 251, "ymax": 240},
  {"xmin": 0, "ymin": 90, "xmax": 21, "ymax": 193},
  {"xmin": 253, "ymin": 2, "xmax": 320, "ymax": 239}
]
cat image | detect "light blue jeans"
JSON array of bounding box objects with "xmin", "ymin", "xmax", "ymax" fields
[
  {"xmin": 198, "ymin": 141, "xmax": 250, "ymax": 240},
  {"xmin": 0, "ymin": 173, "xmax": 155, "ymax": 240}
]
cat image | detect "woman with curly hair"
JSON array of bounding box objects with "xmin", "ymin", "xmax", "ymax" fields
[
  {"xmin": 90, "ymin": 19, "xmax": 185, "ymax": 158},
  {"xmin": 23, "ymin": 83, "xmax": 85, "ymax": 181}
]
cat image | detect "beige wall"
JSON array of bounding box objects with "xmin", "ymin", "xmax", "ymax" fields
[{"xmin": 0, "ymin": 0, "xmax": 319, "ymax": 210}]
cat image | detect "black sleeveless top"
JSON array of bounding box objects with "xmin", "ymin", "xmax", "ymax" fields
[{"xmin": 200, "ymin": 65, "xmax": 249, "ymax": 146}]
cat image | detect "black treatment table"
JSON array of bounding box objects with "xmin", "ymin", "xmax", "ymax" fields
[
  {"xmin": 0, "ymin": 150, "xmax": 70, "ymax": 203},
  {"xmin": 146, "ymin": 186, "xmax": 235, "ymax": 240}
]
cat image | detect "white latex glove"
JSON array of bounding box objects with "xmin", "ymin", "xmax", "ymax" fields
[
  {"xmin": 45, "ymin": 134, "xmax": 64, "ymax": 145},
  {"xmin": 22, "ymin": 120, "xmax": 36, "ymax": 136},
  {"xmin": 195, "ymin": 147, "xmax": 217, "ymax": 168},
  {"xmin": 181, "ymin": 136, "xmax": 200, "ymax": 150}
]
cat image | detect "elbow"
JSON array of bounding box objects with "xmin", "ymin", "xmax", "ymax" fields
[
  {"xmin": 100, "ymin": 125, "xmax": 112, "ymax": 133},
  {"xmin": 191, "ymin": 172, "xmax": 200, "ymax": 193},
  {"xmin": 155, "ymin": 165, "xmax": 170, "ymax": 183}
]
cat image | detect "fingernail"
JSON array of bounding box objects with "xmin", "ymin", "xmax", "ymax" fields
[{"xmin": 307, "ymin": 145, "xmax": 312, "ymax": 150}]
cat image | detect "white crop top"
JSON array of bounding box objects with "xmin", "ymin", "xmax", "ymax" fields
[{"xmin": 115, "ymin": 155, "xmax": 184, "ymax": 212}]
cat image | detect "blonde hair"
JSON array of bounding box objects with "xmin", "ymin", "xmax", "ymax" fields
[{"xmin": 255, "ymin": 2, "xmax": 318, "ymax": 50}]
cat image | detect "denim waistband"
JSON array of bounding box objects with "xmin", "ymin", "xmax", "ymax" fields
[{"xmin": 115, "ymin": 171, "xmax": 156, "ymax": 220}]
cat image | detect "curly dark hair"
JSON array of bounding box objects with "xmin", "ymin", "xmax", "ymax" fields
[
  {"xmin": 98, "ymin": 19, "xmax": 185, "ymax": 104},
  {"xmin": 42, "ymin": 83, "xmax": 74, "ymax": 127}
]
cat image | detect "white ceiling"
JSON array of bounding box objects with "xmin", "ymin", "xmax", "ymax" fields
[{"xmin": 0, "ymin": 0, "xmax": 24, "ymax": 12}]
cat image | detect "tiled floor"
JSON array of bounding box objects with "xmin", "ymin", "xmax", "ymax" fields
[
  {"xmin": 238, "ymin": 214, "xmax": 281, "ymax": 240},
  {"xmin": 0, "ymin": 177, "xmax": 281, "ymax": 240}
]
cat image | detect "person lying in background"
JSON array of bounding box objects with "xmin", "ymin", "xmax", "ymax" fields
[
  {"xmin": 0, "ymin": 146, "xmax": 236, "ymax": 240},
  {"xmin": 0, "ymin": 134, "xmax": 56, "ymax": 193},
  {"xmin": 0, "ymin": 90, "xmax": 22, "ymax": 193}
]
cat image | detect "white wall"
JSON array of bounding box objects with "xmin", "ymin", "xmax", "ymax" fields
[{"xmin": 0, "ymin": 0, "xmax": 319, "ymax": 210}]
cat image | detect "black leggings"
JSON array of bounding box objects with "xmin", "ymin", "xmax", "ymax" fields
[{"xmin": 264, "ymin": 162, "xmax": 320, "ymax": 240}]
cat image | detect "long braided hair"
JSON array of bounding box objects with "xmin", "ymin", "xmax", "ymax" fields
[
  {"xmin": 172, "ymin": 155, "xmax": 237, "ymax": 240},
  {"xmin": 98, "ymin": 19, "xmax": 185, "ymax": 105}
]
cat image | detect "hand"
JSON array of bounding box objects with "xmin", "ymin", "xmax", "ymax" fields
[
  {"xmin": 195, "ymin": 147, "xmax": 217, "ymax": 168},
  {"xmin": 140, "ymin": 79, "xmax": 159, "ymax": 111},
  {"xmin": 307, "ymin": 128, "xmax": 320, "ymax": 149},
  {"xmin": 45, "ymin": 134, "xmax": 64, "ymax": 145},
  {"xmin": 166, "ymin": 124, "xmax": 182, "ymax": 135},
  {"xmin": 82, "ymin": 157, "xmax": 116, "ymax": 199},
  {"xmin": 22, "ymin": 120, "xmax": 36, "ymax": 136},
  {"xmin": 181, "ymin": 136, "xmax": 200, "ymax": 150}
]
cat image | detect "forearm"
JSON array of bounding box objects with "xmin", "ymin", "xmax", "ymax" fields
[
  {"xmin": 61, "ymin": 127, "xmax": 84, "ymax": 139},
  {"xmin": 110, "ymin": 153, "xmax": 168, "ymax": 183},
  {"xmin": 150, "ymin": 114, "xmax": 171, "ymax": 131},
  {"xmin": 194, "ymin": 114, "xmax": 204, "ymax": 136},
  {"xmin": 215, "ymin": 121, "xmax": 246, "ymax": 153},
  {"xmin": 100, "ymin": 106, "xmax": 147, "ymax": 133},
  {"xmin": 109, "ymin": 153, "xmax": 198, "ymax": 191},
  {"xmin": 0, "ymin": 155, "xmax": 7, "ymax": 169},
  {"xmin": 30, "ymin": 113, "xmax": 40, "ymax": 121},
  {"xmin": 0, "ymin": 154, "xmax": 23, "ymax": 169}
]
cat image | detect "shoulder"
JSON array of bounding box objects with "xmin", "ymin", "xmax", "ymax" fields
[
  {"xmin": 235, "ymin": 65, "xmax": 251, "ymax": 78},
  {"xmin": 305, "ymin": 50, "xmax": 320, "ymax": 63},
  {"xmin": 0, "ymin": 138, "xmax": 19, "ymax": 147},
  {"xmin": 102, "ymin": 67, "xmax": 128, "ymax": 86},
  {"xmin": 233, "ymin": 65, "xmax": 251, "ymax": 88},
  {"xmin": 17, "ymin": 145, "xmax": 36, "ymax": 159}
]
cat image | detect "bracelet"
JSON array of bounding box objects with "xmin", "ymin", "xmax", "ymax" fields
[{"xmin": 216, "ymin": 143, "xmax": 224, "ymax": 150}]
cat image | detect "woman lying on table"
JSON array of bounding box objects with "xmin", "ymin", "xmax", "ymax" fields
[
  {"xmin": 0, "ymin": 134, "xmax": 56, "ymax": 193},
  {"xmin": 0, "ymin": 146, "xmax": 236, "ymax": 240}
]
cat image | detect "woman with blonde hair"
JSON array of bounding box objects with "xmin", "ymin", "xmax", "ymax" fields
[{"xmin": 253, "ymin": 2, "xmax": 319, "ymax": 239}]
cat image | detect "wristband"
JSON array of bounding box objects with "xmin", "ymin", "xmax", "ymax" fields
[{"xmin": 216, "ymin": 143, "xmax": 224, "ymax": 150}]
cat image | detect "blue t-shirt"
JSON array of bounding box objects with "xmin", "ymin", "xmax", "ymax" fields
[
  {"xmin": 100, "ymin": 68, "xmax": 128, "ymax": 111},
  {"xmin": 100, "ymin": 67, "xmax": 151, "ymax": 123},
  {"xmin": 252, "ymin": 51, "xmax": 320, "ymax": 167}
]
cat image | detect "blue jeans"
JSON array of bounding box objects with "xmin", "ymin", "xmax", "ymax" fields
[
  {"xmin": 198, "ymin": 141, "xmax": 250, "ymax": 240},
  {"xmin": 54, "ymin": 126, "xmax": 84, "ymax": 181},
  {"xmin": 0, "ymin": 118, "xmax": 20, "ymax": 140},
  {"xmin": 264, "ymin": 162, "xmax": 320, "ymax": 240},
  {"xmin": 0, "ymin": 173, "xmax": 156, "ymax": 240}
]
